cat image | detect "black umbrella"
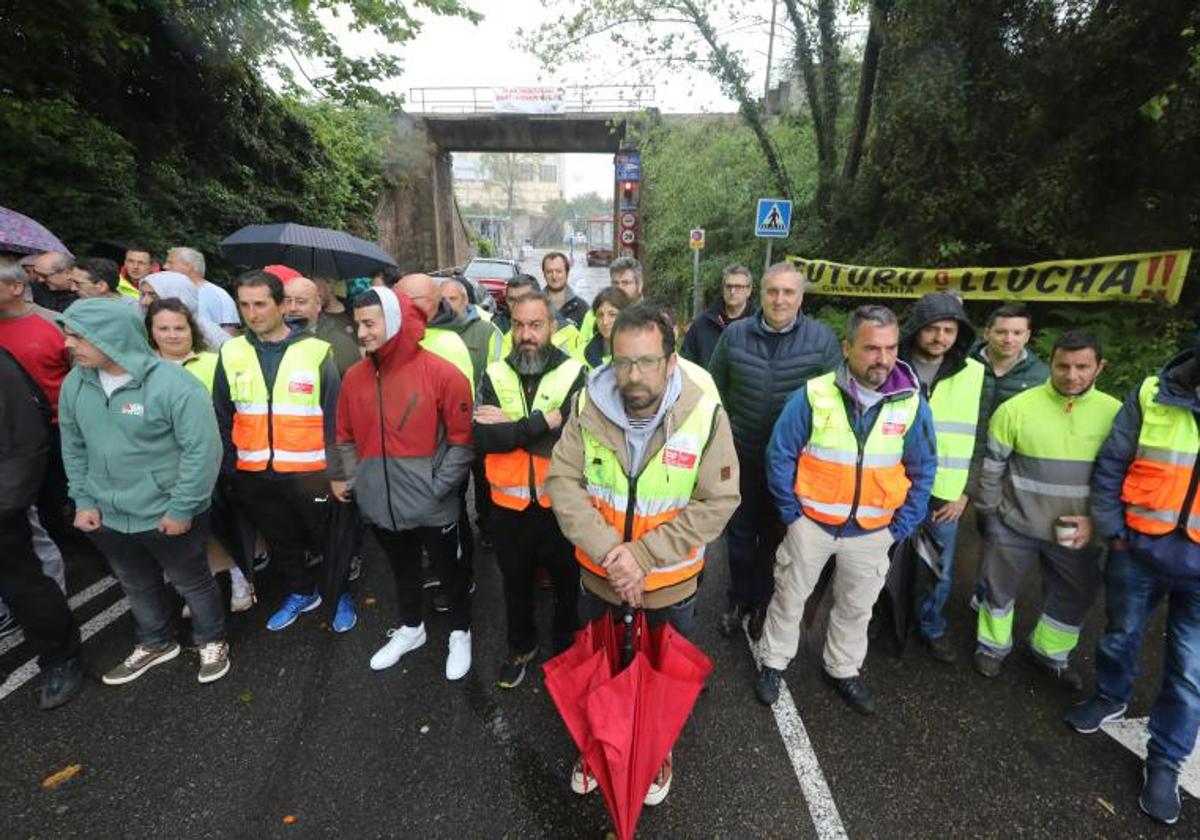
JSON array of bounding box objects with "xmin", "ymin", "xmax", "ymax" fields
[
  {"xmin": 320, "ymin": 497, "xmax": 362, "ymax": 624},
  {"xmin": 871, "ymin": 523, "xmax": 944, "ymax": 656},
  {"xmin": 220, "ymin": 223, "xmax": 397, "ymax": 279},
  {"xmin": 209, "ymin": 479, "xmax": 259, "ymax": 586}
]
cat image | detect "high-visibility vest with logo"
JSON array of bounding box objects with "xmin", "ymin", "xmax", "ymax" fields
[
  {"xmin": 1121, "ymin": 375, "xmax": 1200, "ymax": 541},
  {"xmin": 221, "ymin": 335, "xmax": 330, "ymax": 473},
  {"xmin": 928, "ymin": 358, "xmax": 984, "ymax": 500},
  {"xmin": 483, "ymin": 357, "xmax": 584, "ymax": 510},
  {"xmin": 577, "ymin": 393, "xmax": 719, "ymax": 592},
  {"xmin": 793, "ymin": 371, "xmax": 920, "ymax": 530},
  {"xmin": 421, "ymin": 327, "xmax": 474, "ymax": 386}
]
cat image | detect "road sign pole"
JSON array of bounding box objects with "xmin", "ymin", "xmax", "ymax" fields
[
  {"xmin": 692, "ymin": 246, "xmax": 703, "ymax": 318},
  {"xmin": 764, "ymin": 239, "xmax": 773, "ymax": 275}
]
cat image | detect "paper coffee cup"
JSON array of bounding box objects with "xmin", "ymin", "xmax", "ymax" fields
[{"xmin": 1054, "ymin": 518, "xmax": 1079, "ymax": 547}]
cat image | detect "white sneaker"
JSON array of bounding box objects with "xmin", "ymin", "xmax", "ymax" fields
[
  {"xmin": 370, "ymin": 624, "xmax": 426, "ymax": 671},
  {"xmin": 445, "ymin": 629, "xmax": 472, "ymax": 680},
  {"xmin": 231, "ymin": 582, "xmax": 255, "ymax": 613}
]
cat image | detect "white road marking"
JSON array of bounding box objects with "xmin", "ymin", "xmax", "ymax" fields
[
  {"xmin": 746, "ymin": 630, "xmax": 849, "ymax": 839},
  {"xmin": 0, "ymin": 598, "xmax": 129, "ymax": 702},
  {"xmin": 1102, "ymin": 717, "xmax": 1200, "ymax": 797},
  {"xmin": 0, "ymin": 575, "xmax": 119, "ymax": 658}
]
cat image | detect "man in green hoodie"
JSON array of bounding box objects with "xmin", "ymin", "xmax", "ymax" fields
[{"xmin": 58, "ymin": 298, "xmax": 227, "ymax": 685}]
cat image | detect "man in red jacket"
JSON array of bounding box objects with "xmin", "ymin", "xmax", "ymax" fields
[{"xmin": 330, "ymin": 287, "xmax": 475, "ymax": 680}]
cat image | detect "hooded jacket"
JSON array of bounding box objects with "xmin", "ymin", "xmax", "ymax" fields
[
  {"xmin": 681, "ymin": 297, "xmax": 757, "ymax": 368},
  {"xmin": 436, "ymin": 303, "xmax": 502, "ymax": 391},
  {"xmin": 545, "ymin": 364, "xmax": 741, "ymax": 609},
  {"xmin": 709, "ymin": 312, "xmax": 842, "ymax": 466},
  {"xmin": 332, "ymin": 289, "xmax": 474, "ymax": 530},
  {"xmin": 142, "ymin": 271, "xmax": 230, "ymax": 349},
  {"xmin": 425, "ymin": 299, "xmax": 476, "ymax": 385},
  {"xmin": 766, "ymin": 359, "xmax": 937, "ymax": 541},
  {"xmin": 58, "ymin": 298, "xmax": 221, "ymax": 532},
  {"xmin": 1092, "ymin": 350, "xmax": 1200, "ymax": 578},
  {"xmin": 552, "ymin": 285, "xmax": 590, "ymax": 329}
]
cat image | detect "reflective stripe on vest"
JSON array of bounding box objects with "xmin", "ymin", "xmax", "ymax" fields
[
  {"xmin": 928, "ymin": 358, "xmax": 984, "ymax": 500},
  {"xmin": 576, "ymin": 393, "xmax": 718, "ymax": 591},
  {"xmin": 421, "ymin": 328, "xmax": 474, "ymax": 386},
  {"xmin": 1121, "ymin": 375, "xmax": 1200, "ymax": 541},
  {"xmin": 793, "ymin": 371, "xmax": 920, "ymax": 530},
  {"xmin": 220, "ymin": 336, "xmax": 329, "ymax": 473},
  {"xmin": 483, "ymin": 357, "xmax": 584, "ymax": 510}
]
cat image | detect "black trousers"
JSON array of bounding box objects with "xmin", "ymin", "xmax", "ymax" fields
[
  {"xmin": 234, "ymin": 472, "xmax": 328, "ymax": 593},
  {"xmin": 0, "ymin": 509, "xmax": 80, "ymax": 670},
  {"xmin": 373, "ymin": 523, "xmax": 470, "ymax": 631},
  {"xmin": 491, "ymin": 504, "xmax": 578, "ymax": 655},
  {"xmin": 36, "ymin": 425, "xmax": 72, "ymax": 548},
  {"xmin": 577, "ymin": 584, "xmax": 697, "ymax": 640},
  {"xmin": 725, "ymin": 460, "xmax": 784, "ymax": 611},
  {"xmin": 456, "ymin": 477, "xmax": 476, "ymax": 576}
]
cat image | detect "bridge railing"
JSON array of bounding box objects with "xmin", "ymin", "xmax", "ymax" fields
[{"xmin": 407, "ymin": 85, "xmax": 655, "ymax": 114}]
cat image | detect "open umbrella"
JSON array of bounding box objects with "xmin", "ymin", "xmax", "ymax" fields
[
  {"xmin": 220, "ymin": 223, "xmax": 397, "ymax": 279},
  {"xmin": 544, "ymin": 608, "xmax": 713, "ymax": 840},
  {"xmin": 0, "ymin": 206, "xmax": 72, "ymax": 256}
]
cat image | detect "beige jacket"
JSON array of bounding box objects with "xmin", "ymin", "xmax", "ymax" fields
[{"xmin": 546, "ymin": 367, "xmax": 741, "ymax": 609}]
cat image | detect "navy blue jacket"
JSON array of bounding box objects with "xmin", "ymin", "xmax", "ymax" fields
[
  {"xmin": 709, "ymin": 313, "xmax": 841, "ymax": 465},
  {"xmin": 680, "ymin": 298, "xmax": 757, "ymax": 369},
  {"xmin": 1092, "ymin": 350, "xmax": 1200, "ymax": 579},
  {"xmin": 766, "ymin": 360, "xmax": 937, "ymax": 542}
]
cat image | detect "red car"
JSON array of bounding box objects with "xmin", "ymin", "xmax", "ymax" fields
[{"xmin": 463, "ymin": 258, "xmax": 521, "ymax": 307}]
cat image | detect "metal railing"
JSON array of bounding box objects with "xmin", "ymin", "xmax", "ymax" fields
[{"xmin": 407, "ymin": 85, "xmax": 655, "ymax": 114}]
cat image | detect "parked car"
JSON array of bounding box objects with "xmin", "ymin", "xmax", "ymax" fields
[{"xmin": 463, "ymin": 257, "xmax": 521, "ymax": 308}]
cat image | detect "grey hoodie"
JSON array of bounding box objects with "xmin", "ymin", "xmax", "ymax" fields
[{"xmin": 586, "ymin": 363, "xmax": 683, "ymax": 474}]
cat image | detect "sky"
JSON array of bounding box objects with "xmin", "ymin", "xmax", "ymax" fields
[{"xmin": 284, "ymin": 0, "xmax": 798, "ymax": 197}]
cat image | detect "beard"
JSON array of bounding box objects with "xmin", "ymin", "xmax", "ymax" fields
[{"xmin": 512, "ymin": 343, "xmax": 552, "ymax": 375}]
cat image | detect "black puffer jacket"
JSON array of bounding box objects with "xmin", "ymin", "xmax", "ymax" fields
[
  {"xmin": 898, "ymin": 292, "xmax": 977, "ymax": 397},
  {"xmin": 681, "ymin": 298, "xmax": 757, "ymax": 368},
  {"xmin": 709, "ymin": 313, "xmax": 841, "ymax": 464}
]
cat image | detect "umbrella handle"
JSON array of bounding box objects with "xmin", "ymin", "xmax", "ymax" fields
[{"xmin": 620, "ymin": 605, "xmax": 636, "ymax": 669}]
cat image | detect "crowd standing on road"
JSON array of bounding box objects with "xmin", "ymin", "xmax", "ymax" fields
[{"xmin": 1, "ymin": 244, "xmax": 1198, "ymax": 826}]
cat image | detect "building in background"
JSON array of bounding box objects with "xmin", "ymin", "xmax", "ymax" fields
[{"xmin": 454, "ymin": 153, "xmax": 567, "ymax": 253}]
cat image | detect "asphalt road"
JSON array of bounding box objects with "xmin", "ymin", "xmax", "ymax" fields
[{"xmin": 0, "ymin": 498, "xmax": 1185, "ymax": 838}]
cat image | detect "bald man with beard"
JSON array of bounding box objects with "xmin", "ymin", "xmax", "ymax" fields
[{"xmin": 281, "ymin": 275, "xmax": 361, "ymax": 377}]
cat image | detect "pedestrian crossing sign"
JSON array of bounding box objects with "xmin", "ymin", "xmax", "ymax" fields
[{"xmin": 755, "ymin": 198, "xmax": 792, "ymax": 238}]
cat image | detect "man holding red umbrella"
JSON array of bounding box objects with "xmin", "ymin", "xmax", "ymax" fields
[{"xmin": 546, "ymin": 301, "xmax": 740, "ymax": 807}]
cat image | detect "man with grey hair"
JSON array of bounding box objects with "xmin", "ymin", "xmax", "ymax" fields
[
  {"xmin": 709, "ymin": 262, "xmax": 841, "ymax": 641},
  {"xmin": 30, "ymin": 252, "xmax": 77, "ymax": 313},
  {"xmin": 165, "ymin": 247, "xmax": 239, "ymax": 334},
  {"xmin": 755, "ymin": 305, "xmax": 936, "ymax": 714}
]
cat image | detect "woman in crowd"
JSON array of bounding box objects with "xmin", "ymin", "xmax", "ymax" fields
[
  {"xmin": 145, "ymin": 298, "xmax": 253, "ymax": 613},
  {"xmin": 582, "ymin": 287, "xmax": 630, "ymax": 369}
]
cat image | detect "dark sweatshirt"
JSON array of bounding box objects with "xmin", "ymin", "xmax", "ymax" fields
[{"xmin": 473, "ymin": 346, "xmax": 586, "ymax": 460}]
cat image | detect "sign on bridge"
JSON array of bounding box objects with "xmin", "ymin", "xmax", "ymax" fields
[{"xmin": 495, "ymin": 87, "xmax": 565, "ymax": 114}]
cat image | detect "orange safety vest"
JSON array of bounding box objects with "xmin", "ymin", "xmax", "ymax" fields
[
  {"xmin": 1122, "ymin": 375, "xmax": 1200, "ymax": 541},
  {"xmin": 793, "ymin": 371, "xmax": 920, "ymax": 531},
  {"xmin": 483, "ymin": 356, "xmax": 583, "ymax": 510}
]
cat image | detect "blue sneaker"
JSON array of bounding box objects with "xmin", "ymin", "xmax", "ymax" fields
[
  {"xmin": 266, "ymin": 591, "xmax": 322, "ymax": 632},
  {"xmin": 1140, "ymin": 764, "xmax": 1181, "ymax": 825},
  {"xmin": 1064, "ymin": 696, "xmax": 1127, "ymax": 734},
  {"xmin": 332, "ymin": 593, "xmax": 357, "ymax": 634}
]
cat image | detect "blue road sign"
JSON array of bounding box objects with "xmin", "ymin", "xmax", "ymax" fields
[
  {"xmin": 615, "ymin": 153, "xmax": 641, "ymax": 182},
  {"xmin": 755, "ymin": 198, "xmax": 792, "ymax": 238}
]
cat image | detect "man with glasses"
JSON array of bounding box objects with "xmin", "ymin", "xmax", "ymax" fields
[
  {"xmin": 578, "ymin": 257, "xmax": 646, "ymax": 348},
  {"xmin": 30, "ymin": 252, "xmax": 77, "ymax": 313},
  {"xmin": 681, "ymin": 264, "xmax": 756, "ymax": 368},
  {"xmin": 547, "ymin": 301, "xmax": 740, "ymax": 805},
  {"xmin": 709, "ymin": 263, "xmax": 841, "ymax": 641},
  {"xmin": 70, "ymin": 258, "xmax": 141, "ymax": 311}
]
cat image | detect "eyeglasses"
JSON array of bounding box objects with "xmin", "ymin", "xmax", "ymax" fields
[
  {"xmin": 612, "ymin": 355, "xmax": 665, "ymax": 373},
  {"xmin": 723, "ymin": 283, "xmax": 751, "ymax": 292}
]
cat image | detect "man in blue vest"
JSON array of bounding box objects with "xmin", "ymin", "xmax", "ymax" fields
[{"xmin": 898, "ymin": 292, "xmax": 985, "ymax": 663}]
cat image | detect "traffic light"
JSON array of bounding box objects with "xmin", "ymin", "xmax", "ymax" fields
[{"xmin": 620, "ymin": 180, "xmax": 639, "ymax": 208}]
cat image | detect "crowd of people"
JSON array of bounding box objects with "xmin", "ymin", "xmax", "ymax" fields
[{"xmin": 0, "ymin": 245, "xmax": 1196, "ymax": 824}]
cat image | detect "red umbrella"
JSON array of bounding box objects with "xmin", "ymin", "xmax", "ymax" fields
[{"xmin": 544, "ymin": 609, "xmax": 713, "ymax": 840}]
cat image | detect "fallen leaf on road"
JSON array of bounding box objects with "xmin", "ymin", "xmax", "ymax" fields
[
  {"xmin": 419, "ymin": 725, "xmax": 430, "ymax": 734},
  {"xmin": 363, "ymin": 596, "xmax": 377, "ymax": 607},
  {"xmin": 42, "ymin": 764, "xmax": 82, "ymax": 790},
  {"xmin": 282, "ymin": 815, "xmax": 298, "ymax": 825},
  {"xmin": 1097, "ymin": 797, "xmax": 1116, "ymax": 815},
  {"xmin": 238, "ymin": 692, "xmax": 253, "ymax": 703}
]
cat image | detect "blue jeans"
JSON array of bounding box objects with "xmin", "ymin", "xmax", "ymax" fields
[
  {"xmin": 917, "ymin": 514, "xmax": 960, "ymax": 640},
  {"xmin": 1094, "ymin": 546, "xmax": 1200, "ymax": 771}
]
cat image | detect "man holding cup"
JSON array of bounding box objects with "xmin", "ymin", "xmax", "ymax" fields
[{"xmin": 972, "ymin": 331, "xmax": 1120, "ymax": 687}]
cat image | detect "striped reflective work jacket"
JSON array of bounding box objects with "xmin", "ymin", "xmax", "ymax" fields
[
  {"xmin": 979, "ymin": 379, "xmax": 1120, "ymax": 539},
  {"xmin": 928, "ymin": 358, "xmax": 984, "ymax": 500},
  {"xmin": 576, "ymin": 393, "xmax": 720, "ymax": 592},
  {"xmin": 483, "ymin": 356, "xmax": 584, "ymax": 510},
  {"xmin": 1122, "ymin": 375, "xmax": 1200, "ymax": 540},
  {"xmin": 793, "ymin": 371, "xmax": 921, "ymax": 530},
  {"xmin": 221, "ymin": 336, "xmax": 330, "ymax": 473}
]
